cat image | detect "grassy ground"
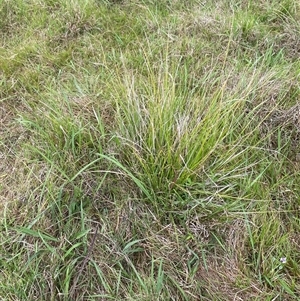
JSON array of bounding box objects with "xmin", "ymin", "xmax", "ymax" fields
[{"xmin": 1, "ymin": 0, "xmax": 300, "ymax": 300}]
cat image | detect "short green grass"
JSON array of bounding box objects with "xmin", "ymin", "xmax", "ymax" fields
[{"xmin": 1, "ymin": 0, "xmax": 300, "ymax": 300}]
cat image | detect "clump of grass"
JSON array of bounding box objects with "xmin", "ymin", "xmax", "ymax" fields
[{"xmin": 113, "ymin": 47, "xmax": 237, "ymax": 198}]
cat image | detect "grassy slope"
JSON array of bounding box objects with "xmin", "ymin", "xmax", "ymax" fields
[{"xmin": 1, "ymin": 0, "xmax": 300, "ymax": 300}]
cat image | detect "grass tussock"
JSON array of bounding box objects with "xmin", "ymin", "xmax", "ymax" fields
[{"xmin": 1, "ymin": 0, "xmax": 300, "ymax": 300}]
